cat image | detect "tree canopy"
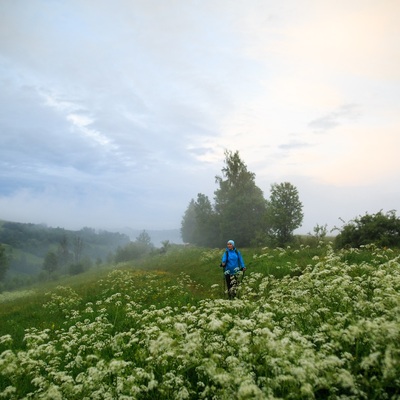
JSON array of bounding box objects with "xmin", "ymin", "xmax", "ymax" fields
[
  {"xmin": 266, "ymin": 182, "xmax": 304, "ymax": 246},
  {"xmin": 214, "ymin": 150, "xmax": 267, "ymax": 246},
  {"xmin": 181, "ymin": 150, "xmax": 303, "ymax": 247}
]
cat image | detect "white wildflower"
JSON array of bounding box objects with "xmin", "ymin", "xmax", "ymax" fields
[
  {"xmin": 176, "ymin": 386, "xmax": 190, "ymax": 399},
  {"xmin": 0, "ymin": 335, "xmax": 12, "ymax": 345},
  {"xmin": 39, "ymin": 384, "xmax": 63, "ymax": 400},
  {"xmin": 174, "ymin": 322, "xmax": 187, "ymax": 334},
  {"xmin": 0, "ymin": 386, "xmax": 16, "ymax": 398},
  {"xmin": 109, "ymin": 359, "xmax": 131, "ymax": 374},
  {"xmin": 208, "ymin": 318, "xmax": 224, "ymax": 331},
  {"xmin": 237, "ymin": 381, "xmax": 264, "ymax": 399}
]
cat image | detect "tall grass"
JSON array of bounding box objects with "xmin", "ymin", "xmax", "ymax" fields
[{"xmin": 1, "ymin": 243, "xmax": 400, "ymax": 399}]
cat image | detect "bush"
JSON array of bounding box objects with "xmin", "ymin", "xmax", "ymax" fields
[
  {"xmin": 114, "ymin": 242, "xmax": 152, "ymax": 263},
  {"xmin": 334, "ymin": 210, "xmax": 400, "ymax": 249},
  {"xmin": 69, "ymin": 263, "xmax": 84, "ymax": 275}
]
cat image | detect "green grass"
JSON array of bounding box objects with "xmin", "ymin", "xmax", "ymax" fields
[
  {"xmin": 1, "ymin": 243, "xmax": 400, "ymax": 399},
  {"xmin": 1, "ymin": 243, "xmax": 395, "ymax": 349}
]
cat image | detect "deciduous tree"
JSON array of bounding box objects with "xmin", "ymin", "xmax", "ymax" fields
[
  {"xmin": 136, "ymin": 230, "xmax": 153, "ymax": 248},
  {"xmin": 0, "ymin": 244, "xmax": 9, "ymax": 281},
  {"xmin": 214, "ymin": 150, "xmax": 266, "ymax": 246},
  {"xmin": 181, "ymin": 199, "xmax": 197, "ymax": 244},
  {"xmin": 43, "ymin": 251, "xmax": 58, "ymax": 276},
  {"xmin": 181, "ymin": 194, "xmax": 218, "ymax": 246},
  {"xmin": 73, "ymin": 236, "xmax": 84, "ymax": 263},
  {"xmin": 266, "ymin": 182, "xmax": 303, "ymax": 245}
]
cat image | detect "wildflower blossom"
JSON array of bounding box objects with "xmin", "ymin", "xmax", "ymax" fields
[{"xmin": 1, "ymin": 247, "xmax": 400, "ymax": 399}]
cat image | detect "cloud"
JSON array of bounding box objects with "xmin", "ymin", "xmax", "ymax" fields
[
  {"xmin": 1, "ymin": 0, "xmax": 400, "ymax": 235},
  {"xmin": 308, "ymin": 104, "xmax": 361, "ymax": 133},
  {"xmin": 278, "ymin": 140, "xmax": 313, "ymax": 151}
]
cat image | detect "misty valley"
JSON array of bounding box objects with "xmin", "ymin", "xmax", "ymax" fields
[{"xmin": 0, "ymin": 220, "xmax": 181, "ymax": 291}]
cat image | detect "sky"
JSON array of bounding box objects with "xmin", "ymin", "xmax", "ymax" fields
[{"xmin": 1, "ymin": 0, "xmax": 400, "ymax": 237}]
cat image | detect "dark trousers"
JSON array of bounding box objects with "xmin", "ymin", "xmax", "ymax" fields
[{"xmin": 225, "ymin": 273, "xmax": 238, "ymax": 299}]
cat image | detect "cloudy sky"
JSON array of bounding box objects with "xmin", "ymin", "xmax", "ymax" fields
[{"xmin": 1, "ymin": 0, "xmax": 399, "ymax": 237}]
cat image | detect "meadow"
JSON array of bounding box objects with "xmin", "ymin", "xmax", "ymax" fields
[{"xmin": 0, "ymin": 243, "xmax": 399, "ymax": 399}]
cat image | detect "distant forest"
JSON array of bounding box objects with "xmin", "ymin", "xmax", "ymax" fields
[{"xmin": 0, "ymin": 220, "xmax": 130, "ymax": 285}]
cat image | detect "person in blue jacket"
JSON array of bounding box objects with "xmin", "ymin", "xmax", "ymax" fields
[{"xmin": 220, "ymin": 240, "xmax": 246, "ymax": 299}]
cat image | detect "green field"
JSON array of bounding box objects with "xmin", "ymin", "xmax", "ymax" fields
[{"xmin": 1, "ymin": 243, "xmax": 400, "ymax": 399}]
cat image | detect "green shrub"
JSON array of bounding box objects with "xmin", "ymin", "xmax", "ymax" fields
[
  {"xmin": 334, "ymin": 210, "xmax": 400, "ymax": 249},
  {"xmin": 114, "ymin": 242, "xmax": 152, "ymax": 262}
]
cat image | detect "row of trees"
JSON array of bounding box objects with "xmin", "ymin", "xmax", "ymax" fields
[{"xmin": 181, "ymin": 150, "xmax": 304, "ymax": 247}]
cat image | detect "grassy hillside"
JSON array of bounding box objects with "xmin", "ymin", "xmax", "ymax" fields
[
  {"xmin": 1, "ymin": 243, "xmax": 400, "ymax": 399},
  {"xmin": 0, "ymin": 220, "xmax": 185, "ymax": 292}
]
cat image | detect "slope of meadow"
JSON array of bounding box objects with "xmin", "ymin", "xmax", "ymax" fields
[{"xmin": 0, "ymin": 244, "xmax": 399, "ymax": 399}]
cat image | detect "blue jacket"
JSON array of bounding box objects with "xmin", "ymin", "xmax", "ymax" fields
[{"xmin": 221, "ymin": 247, "xmax": 245, "ymax": 275}]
